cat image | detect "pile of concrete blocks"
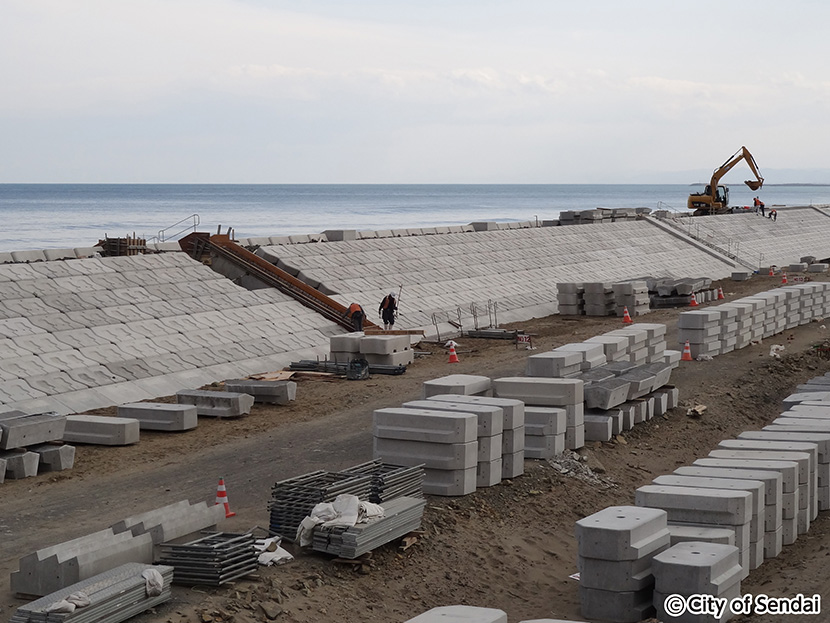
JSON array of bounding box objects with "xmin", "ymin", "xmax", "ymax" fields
[
  {"xmin": 425, "ymin": 394, "xmax": 526, "ymax": 480},
  {"xmin": 652, "ymin": 542, "xmax": 743, "ymax": 623},
  {"xmin": 224, "ymin": 379, "xmax": 297, "ymax": 405},
  {"xmin": 650, "ymin": 277, "xmax": 715, "ymax": 308},
  {"xmin": 0, "ymin": 410, "xmax": 74, "ymax": 479},
  {"xmin": 328, "ymin": 332, "xmax": 414, "ymax": 366},
  {"xmin": 795, "ymin": 256, "xmax": 830, "ymax": 273},
  {"xmin": 422, "ymin": 374, "xmax": 492, "ymax": 398},
  {"xmin": 582, "ymin": 282, "xmax": 616, "ymax": 317},
  {"xmin": 10, "ymin": 562, "xmax": 174, "ymax": 623},
  {"xmin": 176, "ymin": 389, "xmax": 254, "ymax": 418},
  {"xmin": 634, "ymin": 484, "xmax": 754, "ymax": 579},
  {"xmin": 373, "ymin": 407, "xmax": 478, "ymax": 496},
  {"xmin": 64, "ymin": 414, "xmax": 141, "ymax": 445},
  {"xmin": 677, "ymin": 283, "xmax": 830, "ymax": 358},
  {"xmin": 556, "ymin": 282, "xmax": 584, "ymax": 316},
  {"xmin": 575, "ymin": 505, "xmax": 669, "ymax": 623},
  {"xmin": 401, "ymin": 399, "xmax": 504, "ymax": 488},
  {"xmin": 523, "ymin": 405, "xmax": 567, "ymax": 459},
  {"xmin": 613, "ymin": 280, "xmax": 650, "ymax": 317},
  {"xmin": 10, "ymin": 499, "xmax": 225, "ymax": 597},
  {"xmin": 492, "ymin": 377, "xmax": 584, "ymax": 451},
  {"xmin": 117, "ymin": 402, "xmax": 198, "ymax": 431}
]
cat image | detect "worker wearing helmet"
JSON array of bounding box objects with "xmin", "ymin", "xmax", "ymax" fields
[{"xmin": 379, "ymin": 292, "xmax": 398, "ymax": 330}]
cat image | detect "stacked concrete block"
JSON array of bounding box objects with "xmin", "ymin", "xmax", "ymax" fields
[
  {"xmin": 402, "ymin": 399, "xmax": 503, "ymax": 488},
  {"xmin": 555, "ymin": 343, "xmax": 607, "ymax": 371},
  {"xmin": 613, "ymin": 280, "xmax": 650, "ymax": 318},
  {"xmin": 676, "ymin": 310, "xmax": 721, "ymax": 359},
  {"xmin": 372, "ymin": 407, "xmax": 478, "ymax": 496},
  {"xmin": 634, "ymin": 485, "xmax": 753, "ymax": 578},
  {"xmin": 422, "ymin": 374, "xmax": 492, "ymax": 398},
  {"xmin": 525, "ymin": 350, "xmax": 582, "ymax": 378},
  {"xmin": 63, "ymin": 415, "xmax": 140, "ymax": 446},
  {"xmin": 584, "ymin": 333, "xmax": 631, "ymax": 363},
  {"xmin": 607, "ymin": 326, "xmax": 650, "ymax": 364},
  {"xmin": 715, "ymin": 440, "xmax": 818, "ymax": 533},
  {"xmin": 404, "ymin": 605, "xmax": 507, "ymax": 623},
  {"xmin": 0, "ymin": 412, "xmax": 67, "ymax": 450},
  {"xmin": 223, "ymin": 379, "xmax": 297, "ymax": 405},
  {"xmin": 523, "ymin": 407, "xmax": 567, "ymax": 458},
  {"xmin": 493, "ymin": 377, "xmax": 584, "ymax": 450},
  {"xmin": 575, "ymin": 506, "xmax": 670, "ymax": 623},
  {"xmin": 766, "ymin": 420, "xmax": 830, "ymax": 510},
  {"xmin": 176, "ymin": 389, "xmax": 254, "ymax": 417},
  {"xmin": 652, "ymin": 474, "xmax": 765, "ymax": 570},
  {"xmin": 117, "ymin": 402, "xmax": 198, "ymax": 431},
  {"xmin": 583, "ymin": 282, "xmax": 615, "ymax": 316},
  {"xmin": 740, "ymin": 429, "xmax": 830, "ymax": 511},
  {"xmin": 667, "ymin": 525, "xmax": 735, "ymax": 547},
  {"xmin": 328, "ymin": 331, "xmax": 364, "ymax": 363},
  {"xmin": 556, "ymin": 282, "xmax": 584, "ymax": 316},
  {"xmin": 359, "ymin": 333, "xmax": 414, "ymax": 366},
  {"xmin": 652, "ymin": 542, "xmax": 743, "ymax": 623},
  {"xmin": 694, "ymin": 457, "xmax": 795, "ymax": 549},
  {"xmin": 426, "ymin": 394, "xmax": 525, "ymax": 479},
  {"xmin": 633, "ymin": 323, "xmax": 668, "ymax": 363}
]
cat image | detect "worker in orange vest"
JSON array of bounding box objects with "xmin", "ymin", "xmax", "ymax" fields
[
  {"xmin": 378, "ymin": 292, "xmax": 398, "ymax": 330},
  {"xmin": 343, "ymin": 302, "xmax": 365, "ymax": 331}
]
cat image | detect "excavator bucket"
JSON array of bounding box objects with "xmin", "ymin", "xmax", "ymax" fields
[{"xmin": 745, "ymin": 180, "xmax": 763, "ymax": 191}]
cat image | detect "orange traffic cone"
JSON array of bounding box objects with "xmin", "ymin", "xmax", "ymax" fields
[
  {"xmin": 717, "ymin": 287, "xmax": 725, "ymax": 300},
  {"xmin": 215, "ymin": 478, "xmax": 236, "ymax": 518},
  {"xmin": 448, "ymin": 344, "xmax": 460, "ymax": 363},
  {"xmin": 622, "ymin": 306, "xmax": 633, "ymax": 324},
  {"xmin": 781, "ymin": 273, "xmax": 788, "ymax": 284},
  {"xmin": 768, "ymin": 266, "xmax": 774, "ymax": 277},
  {"xmin": 689, "ymin": 294, "xmax": 699, "ymax": 307},
  {"xmin": 681, "ymin": 340, "xmax": 693, "ymax": 361}
]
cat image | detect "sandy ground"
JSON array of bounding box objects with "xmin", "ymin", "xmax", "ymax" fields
[{"xmin": 3, "ymin": 273, "xmax": 830, "ymax": 623}]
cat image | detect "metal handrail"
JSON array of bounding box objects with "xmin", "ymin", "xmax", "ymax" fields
[{"xmin": 150, "ymin": 214, "xmax": 200, "ymax": 243}]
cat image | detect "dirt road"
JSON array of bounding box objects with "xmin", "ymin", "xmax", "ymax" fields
[{"xmin": 3, "ymin": 274, "xmax": 830, "ymax": 623}]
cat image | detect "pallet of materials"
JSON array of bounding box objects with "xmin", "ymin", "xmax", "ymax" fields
[{"xmin": 158, "ymin": 532, "xmax": 257, "ymax": 586}]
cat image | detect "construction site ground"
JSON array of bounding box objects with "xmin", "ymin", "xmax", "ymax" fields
[{"xmin": 3, "ymin": 274, "xmax": 830, "ymax": 623}]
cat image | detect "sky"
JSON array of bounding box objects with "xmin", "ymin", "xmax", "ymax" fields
[{"xmin": 2, "ymin": 0, "xmax": 830, "ymax": 184}]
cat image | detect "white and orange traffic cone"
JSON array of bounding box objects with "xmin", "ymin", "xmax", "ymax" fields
[
  {"xmin": 448, "ymin": 344, "xmax": 460, "ymax": 364},
  {"xmin": 768, "ymin": 266, "xmax": 775, "ymax": 277},
  {"xmin": 215, "ymin": 478, "xmax": 236, "ymax": 518},
  {"xmin": 681, "ymin": 340, "xmax": 693, "ymax": 361},
  {"xmin": 717, "ymin": 287, "xmax": 725, "ymax": 300},
  {"xmin": 781, "ymin": 273, "xmax": 788, "ymax": 285},
  {"xmin": 689, "ymin": 294, "xmax": 699, "ymax": 307},
  {"xmin": 622, "ymin": 306, "xmax": 633, "ymax": 324}
]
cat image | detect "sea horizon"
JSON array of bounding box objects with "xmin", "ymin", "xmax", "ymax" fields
[{"xmin": 2, "ymin": 183, "xmax": 830, "ymax": 253}]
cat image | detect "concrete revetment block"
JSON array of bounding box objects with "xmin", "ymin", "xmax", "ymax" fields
[
  {"xmin": 635, "ymin": 485, "xmax": 753, "ymax": 525},
  {"xmin": 223, "ymin": 379, "xmax": 297, "ymax": 405},
  {"xmin": 1, "ymin": 450, "xmax": 39, "ymax": 478},
  {"xmin": 524, "ymin": 433, "xmax": 565, "ymax": 459},
  {"xmin": 476, "ymin": 458, "xmax": 502, "ymax": 487},
  {"xmin": 373, "ymin": 407, "xmax": 477, "ymax": 443},
  {"xmin": 401, "ymin": 400, "xmax": 503, "ymax": 437},
  {"xmin": 422, "ymin": 467, "xmax": 477, "ymax": 496},
  {"xmin": 652, "ymin": 475, "xmax": 764, "ymax": 516},
  {"xmin": 575, "ymin": 505, "xmax": 669, "ymax": 560},
  {"xmin": 502, "ymin": 451, "xmax": 524, "ymax": 479},
  {"xmin": 577, "ymin": 555, "xmax": 656, "ymax": 592},
  {"xmin": 652, "ymin": 541, "xmax": 741, "ymax": 594},
  {"xmin": 524, "ymin": 407, "xmax": 567, "ymax": 435},
  {"xmin": 675, "ymin": 465, "xmax": 783, "ymax": 508},
  {"xmin": 0, "ymin": 412, "xmax": 67, "ymax": 449},
  {"xmin": 63, "ymin": 415, "xmax": 140, "ymax": 445},
  {"xmin": 117, "ymin": 402, "xmax": 198, "ymax": 432},
  {"xmin": 422, "ymin": 374, "xmax": 492, "ymax": 398},
  {"xmin": 426, "ymin": 394, "xmax": 525, "ymax": 429},
  {"xmin": 585, "ymin": 377, "xmax": 631, "ymax": 410},
  {"xmin": 525, "ymin": 350, "xmax": 582, "ymax": 377},
  {"xmin": 359, "ymin": 334, "xmax": 410, "ymax": 354},
  {"xmin": 578, "ymin": 585, "xmax": 654, "ymax": 623},
  {"xmin": 373, "ymin": 437, "xmax": 477, "ymax": 470},
  {"xmin": 493, "ymin": 377, "xmax": 583, "ymax": 406},
  {"xmin": 404, "ymin": 605, "xmax": 507, "ymax": 623},
  {"xmin": 668, "ymin": 525, "xmax": 735, "ymax": 547},
  {"xmin": 29, "ymin": 443, "xmax": 75, "ymax": 471},
  {"xmin": 176, "ymin": 389, "xmax": 254, "ymax": 417},
  {"xmin": 583, "ymin": 415, "xmax": 613, "ymax": 442}
]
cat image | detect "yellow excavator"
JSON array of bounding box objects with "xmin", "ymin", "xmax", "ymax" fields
[{"xmin": 687, "ymin": 146, "xmax": 764, "ymax": 216}]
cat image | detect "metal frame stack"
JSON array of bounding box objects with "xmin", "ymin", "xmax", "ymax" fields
[
  {"xmin": 10, "ymin": 563, "xmax": 173, "ymax": 623},
  {"xmin": 341, "ymin": 459, "xmax": 425, "ymax": 503},
  {"xmin": 158, "ymin": 532, "xmax": 257, "ymax": 586}
]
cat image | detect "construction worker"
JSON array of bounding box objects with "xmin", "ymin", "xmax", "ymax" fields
[
  {"xmin": 379, "ymin": 292, "xmax": 398, "ymax": 330},
  {"xmin": 343, "ymin": 302, "xmax": 365, "ymax": 332},
  {"xmin": 768, "ymin": 208, "xmax": 777, "ymax": 222}
]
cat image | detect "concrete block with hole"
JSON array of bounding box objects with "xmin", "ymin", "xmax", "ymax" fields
[{"xmin": 401, "ymin": 400, "xmax": 503, "ymax": 437}]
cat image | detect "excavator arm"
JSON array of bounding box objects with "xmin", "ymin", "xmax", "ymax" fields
[{"xmin": 688, "ymin": 146, "xmax": 764, "ymax": 215}]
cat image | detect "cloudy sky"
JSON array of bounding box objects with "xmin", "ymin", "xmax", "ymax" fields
[{"xmin": 2, "ymin": 0, "xmax": 829, "ymax": 184}]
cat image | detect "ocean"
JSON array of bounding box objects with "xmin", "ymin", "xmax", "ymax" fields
[{"xmin": 1, "ymin": 183, "xmax": 829, "ymax": 253}]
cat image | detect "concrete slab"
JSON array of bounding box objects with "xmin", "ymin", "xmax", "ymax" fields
[{"xmin": 117, "ymin": 403, "xmax": 198, "ymax": 432}]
